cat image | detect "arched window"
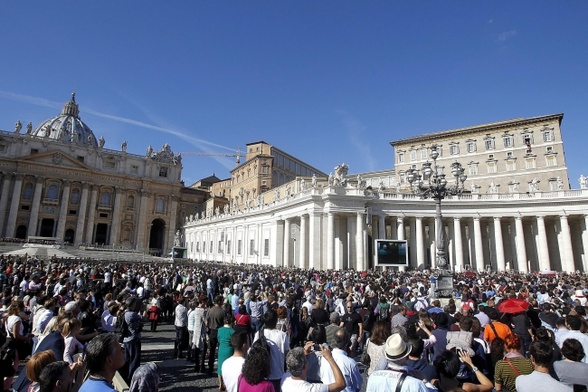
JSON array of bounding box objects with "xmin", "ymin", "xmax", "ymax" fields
[
  {"xmin": 155, "ymin": 198, "xmax": 165, "ymax": 213},
  {"xmin": 70, "ymin": 189, "xmax": 80, "ymax": 204},
  {"xmin": 46, "ymin": 184, "xmax": 59, "ymax": 200},
  {"xmin": 100, "ymin": 191, "xmax": 111, "ymax": 206},
  {"xmin": 23, "ymin": 183, "xmax": 34, "ymax": 200}
]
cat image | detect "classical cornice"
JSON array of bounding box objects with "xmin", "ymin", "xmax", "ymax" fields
[{"xmin": 390, "ymin": 114, "xmax": 563, "ymax": 147}]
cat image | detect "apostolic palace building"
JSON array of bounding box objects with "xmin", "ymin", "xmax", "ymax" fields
[{"xmin": 2, "ymin": 95, "xmax": 588, "ymax": 273}]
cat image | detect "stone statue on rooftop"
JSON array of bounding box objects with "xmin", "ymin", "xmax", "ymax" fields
[
  {"xmin": 14, "ymin": 120, "xmax": 22, "ymax": 134},
  {"xmin": 98, "ymin": 136, "xmax": 105, "ymax": 148},
  {"xmin": 580, "ymin": 174, "xmax": 587, "ymax": 189},
  {"xmin": 121, "ymin": 140, "xmax": 127, "ymax": 152}
]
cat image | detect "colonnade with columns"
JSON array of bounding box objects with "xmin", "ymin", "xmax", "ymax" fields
[
  {"xmin": 369, "ymin": 212, "xmax": 587, "ymax": 273},
  {"xmin": 0, "ymin": 172, "xmax": 177, "ymax": 253},
  {"xmin": 185, "ymin": 192, "xmax": 588, "ymax": 273}
]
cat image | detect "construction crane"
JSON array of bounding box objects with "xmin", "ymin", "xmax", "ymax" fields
[{"xmin": 179, "ymin": 147, "xmax": 241, "ymax": 166}]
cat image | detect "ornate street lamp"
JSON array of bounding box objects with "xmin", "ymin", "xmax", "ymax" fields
[{"xmin": 406, "ymin": 145, "xmax": 467, "ymax": 296}]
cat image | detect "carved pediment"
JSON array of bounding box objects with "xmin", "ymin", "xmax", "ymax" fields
[{"xmin": 20, "ymin": 150, "xmax": 91, "ymax": 170}]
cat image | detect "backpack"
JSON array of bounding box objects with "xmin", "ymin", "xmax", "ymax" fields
[
  {"xmin": 115, "ymin": 311, "xmax": 130, "ymax": 342},
  {"xmin": 252, "ymin": 326, "xmax": 273, "ymax": 355}
]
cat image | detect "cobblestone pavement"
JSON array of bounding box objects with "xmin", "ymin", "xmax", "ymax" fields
[
  {"xmin": 141, "ymin": 321, "xmax": 369, "ymax": 392},
  {"xmin": 141, "ymin": 322, "xmax": 221, "ymax": 392}
]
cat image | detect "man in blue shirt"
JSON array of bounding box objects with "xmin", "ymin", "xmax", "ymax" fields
[{"xmin": 79, "ymin": 334, "xmax": 125, "ymax": 392}]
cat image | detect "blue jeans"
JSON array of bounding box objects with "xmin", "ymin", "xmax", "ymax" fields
[{"xmin": 122, "ymin": 339, "xmax": 141, "ymax": 383}]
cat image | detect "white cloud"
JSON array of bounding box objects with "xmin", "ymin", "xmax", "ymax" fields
[
  {"xmin": 0, "ymin": 90, "xmax": 235, "ymax": 163},
  {"xmin": 497, "ymin": 30, "xmax": 517, "ymax": 42}
]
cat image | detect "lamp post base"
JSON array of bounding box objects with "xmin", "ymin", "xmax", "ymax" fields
[{"xmin": 434, "ymin": 270, "xmax": 454, "ymax": 298}]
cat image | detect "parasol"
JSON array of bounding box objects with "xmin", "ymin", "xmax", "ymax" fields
[{"xmin": 497, "ymin": 298, "xmax": 530, "ymax": 314}]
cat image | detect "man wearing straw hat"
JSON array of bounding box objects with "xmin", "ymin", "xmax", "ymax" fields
[{"xmin": 366, "ymin": 333, "xmax": 433, "ymax": 392}]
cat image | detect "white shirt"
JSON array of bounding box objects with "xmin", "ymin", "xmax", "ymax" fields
[
  {"xmin": 221, "ymin": 356, "xmax": 245, "ymax": 392},
  {"xmin": 280, "ymin": 374, "xmax": 329, "ymax": 392},
  {"xmin": 254, "ymin": 328, "xmax": 290, "ymax": 380}
]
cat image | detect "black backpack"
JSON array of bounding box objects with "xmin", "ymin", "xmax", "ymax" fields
[{"xmin": 115, "ymin": 311, "xmax": 130, "ymax": 342}]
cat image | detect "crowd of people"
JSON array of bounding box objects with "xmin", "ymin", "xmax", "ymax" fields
[{"xmin": 1, "ymin": 253, "xmax": 588, "ymax": 392}]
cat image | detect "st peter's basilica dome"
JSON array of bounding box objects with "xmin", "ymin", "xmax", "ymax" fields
[{"xmin": 31, "ymin": 93, "xmax": 98, "ymax": 148}]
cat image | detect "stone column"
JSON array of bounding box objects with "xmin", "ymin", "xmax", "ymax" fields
[
  {"xmin": 415, "ymin": 217, "xmax": 424, "ymax": 268},
  {"xmin": 27, "ymin": 176, "xmax": 44, "ymax": 237},
  {"xmin": 397, "ymin": 216, "xmax": 405, "ymax": 271},
  {"xmin": 378, "ymin": 215, "xmax": 386, "ymax": 239},
  {"xmin": 74, "ymin": 183, "xmax": 90, "ymax": 245},
  {"xmin": 55, "ymin": 180, "xmax": 71, "ymax": 240},
  {"xmin": 0, "ymin": 174, "xmax": 12, "ymax": 236},
  {"xmin": 166, "ymin": 195, "xmax": 179, "ymax": 254},
  {"xmin": 109, "ymin": 188, "xmax": 123, "ymax": 246},
  {"xmin": 536, "ymin": 216, "xmax": 551, "ymax": 271},
  {"xmin": 84, "ymin": 186, "xmax": 98, "ymax": 244},
  {"xmin": 454, "ymin": 217, "xmax": 464, "ymax": 272},
  {"xmin": 582, "ymin": 215, "xmax": 588, "ymax": 273},
  {"xmin": 284, "ymin": 218, "xmax": 291, "ymax": 268},
  {"xmin": 135, "ymin": 190, "xmax": 150, "ymax": 252},
  {"xmin": 5, "ymin": 174, "xmax": 24, "ymax": 237},
  {"xmin": 356, "ymin": 211, "xmax": 365, "ymax": 271},
  {"xmin": 473, "ymin": 217, "xmax": 484, "ymax": 272},
  {"xmin": 327, "ymin": 213, "xmax": 335, "ymax": 269},
  {"xmin": 494, "ymin": 217, "xmax": 506, "ymax": 272},
  {"xmin": 299, "ymin": 214, "xmax": 307, "ymax": 269},
  {"xmin": 397, "ymin": 217, "xmax": 405, "ymax": 240},
  {"xmin": 559, "ymin": 214, "xmax": 575, "ymax": 272},
  {"xmin": 309, "ymin": 213, "xmax": 321, "ymax": 269},
  {"xmin": 429, "ymin": 219, "xmax": 437, "ymax": 270},
  {"xmin": 514, "ymin": 216, "xmax": 528, "ymax": 273}
]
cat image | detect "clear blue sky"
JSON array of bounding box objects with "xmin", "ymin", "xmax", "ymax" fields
[{"xmin": 1, "ymin": 2, "xmax": 587, "ymax": 186}]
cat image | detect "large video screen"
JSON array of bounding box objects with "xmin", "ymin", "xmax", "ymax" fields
[{"xmin": 375, "ymin": 240, "xmax": 408, "ymax": 266}]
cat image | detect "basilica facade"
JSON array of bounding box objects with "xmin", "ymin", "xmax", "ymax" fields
[
  {"xmin": 184, "ymin": 115, "xmax": 588, "ymax": 273},
  {"xmin": 0, "ymin": 94, "xmax": 203, "ymax": 255}
]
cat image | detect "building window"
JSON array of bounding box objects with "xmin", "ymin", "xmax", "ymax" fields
[
  {"xmin": 487, "ymin": 162, "xmax": 497, "ymax": 174},
  {"xmin": 523, "ymin": 134, "xmax": 533, "ymax": 146},
  {"xmin": 23, "ymin": 183, "xmax": 34, "ymax": 200},
  {"xmin": 449, "ymin": 145, "xmax": 459, "ymax": 156},
  {"xmin": 468, "ymin": 163, "xmax": 478, "ymax": 176},
  {"xmin": 131, "ymin": 165, "xmax": 139, "ymax": 174},
  {"xmin": 549, "ymin": 180, "xmax": 559, "ymax": 191},
  {"xmin": 237, "ymin": 240, "xmax": 242, "ymax": 255},
  {"xmin": 543, "ymin": 129, "xmax": 554, "ymax": 142},
  {"xmin": 503, "ymin": 136, "xmax": 514, "ymax": 148},
  {"xmin": 100, "ymin": 191, "xmax": 111, "ymax": 206},
  {"xmin": 46, "ymin": 184, "xmax": 59, "ymax": 200},
  {"xmin": 249, "ymin": 239, "xmax": 255, "ymax": 255},
  {"xmin": 126, "ymin": 195, "xmax": 134, "ymax": 209},
  {"xmin": 227, "ymin": 240, "xmax": 231, "ymax": 254},
  {"xmin": 546, "ymin": 146, "xmax": 553, "ymax": 153},
  {"xmin": 410, "ymin": 150, "xmax": 417, "ymax": 161},
  {"xmin": 466, "ymin": 142, "xmax": 476, "ymax": 153},
  {"xmin": 506, "ymin": 152, "xmax": 513, "ymax": 158},
  {"xmin": 159, "ymin": 166, "xmax": 168, "ymax": 177},
  {"xmin": 484, "ymin": 138, "xmax": 495, "ymax": 151},
  {"xmin": 420, "ymin": 149, "xmax": 428, "ymax": 160},
  {"xmin": 526, "ymin": 158, "xmax": 536, "ymax": 169},
  {"xmin": 104, "ymin": 160, "xmax": 115, "ymax": 169},
  {"xmin": 264, "ymin": 239, "xmax": 270, "ymax": 257},
  {"xmin": 70, "ymin": 189, "xmax": 80, "ymax": 204},
  {"xmin": 506, "ymin": 160, "xmax": 516, "ymax": 171},
  {"xmin": 155, "ymin": 198, "xmax": 165, "ymax": 213},
  {"xmin": 398, "ymin": 153, "xmax": 404, "ymax": 163},
  {"xmin": 546, "ymin": 155, "xmax": 557, "ymax": 167}
]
